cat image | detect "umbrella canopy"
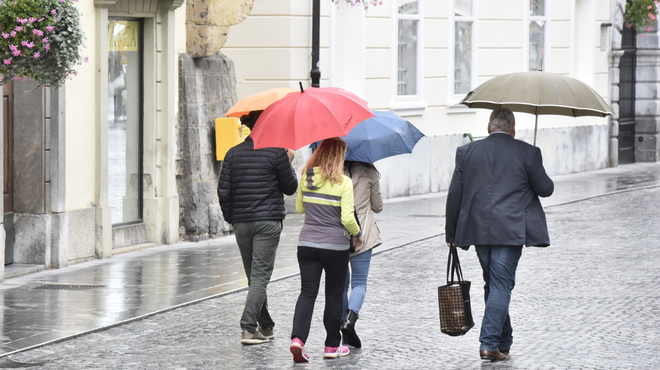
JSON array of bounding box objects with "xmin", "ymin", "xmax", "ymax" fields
[
  {"xmin": 250, "ymin": 86, "xmax": 374, "ymax": 150},
  {"xmin": 224, "ymin": 87, "xmax": 297, "ymax": 118},
  {"xmin": 460, "ymin": 71, "xmax": 615, "ymax": 145},
  {"xmin": 311, "ymin": 111, "xmax": 425, "ymax": 163}
]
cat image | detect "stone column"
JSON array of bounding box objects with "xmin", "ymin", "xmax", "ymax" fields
[
  {"xmin": 609, "ymin": 50, "xmax": 624, "ymax": 167},
  {"xmin": 635, "ymin": 48, "xmax": 660, "ymax": 162},
  {"xmin": 0, "ymin": 85, "xmax": 5, "ymax": 281},
  {"xmin": 177, "ymin": 53, "xmax": 236, "ymax": 241}
]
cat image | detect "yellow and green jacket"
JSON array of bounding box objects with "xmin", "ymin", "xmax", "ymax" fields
[{"xmin": 296, "ymin": 167, "xmax": 362, "ymax": 250}]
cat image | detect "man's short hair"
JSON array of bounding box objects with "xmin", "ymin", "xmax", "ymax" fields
[{"xmin": 488, "ymin": 108, "xmax": 515, "ymax": 133}]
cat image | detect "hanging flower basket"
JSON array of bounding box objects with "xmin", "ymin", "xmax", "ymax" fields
[
  {"xmin": 624, "ymin": 0, "xmax": 659, "ymax": 34},
  {"xmin": 0, "ymin": 0, "xmax": 86, "ymax": 88}
]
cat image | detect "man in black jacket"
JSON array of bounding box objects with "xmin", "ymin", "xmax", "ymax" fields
[
  {"xmin": 218, "ymin": 110, "xmax": 298, "ymax": 345},
  {"xmin": 445, "ymin": 108, "xmax": 554, "ymax": 361}
]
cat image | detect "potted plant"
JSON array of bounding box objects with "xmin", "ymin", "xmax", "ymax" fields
[{"xmin": 0, "ymin": 0, "xmax": 86, "ymax": 88}]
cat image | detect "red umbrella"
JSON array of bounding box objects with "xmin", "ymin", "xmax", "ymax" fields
[{"xmin": 250, "ymin": 85, "xmax": 374, "ymax": 150}]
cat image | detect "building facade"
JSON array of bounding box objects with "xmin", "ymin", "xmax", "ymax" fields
[
  {"xmin": 221, "ymin": 0, "xmax": 641, "ymax": 199},
  {"xmin": 1, "ymin": 0, "xmax": 659, "ymax": 277},
  {"xmin": 0, "ymin": 0, "xmax": 186, "ymax": 280}
]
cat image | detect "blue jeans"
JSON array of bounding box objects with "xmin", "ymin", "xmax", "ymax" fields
[
  {"xmin": 475, "ymin": 245, "xmax": 523, "ymax": 353},
  {"xmin": 342, "ymin": 249, "xmax": 373, "ymax": 320}
]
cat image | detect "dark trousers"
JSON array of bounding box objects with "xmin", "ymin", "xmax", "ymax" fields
[
  {"xmin": 234, "ymin": 221, "xmax": 282, "ymax": 332},
  {"xmin": 291, "ymin": 246, "xmax": 349, "ymax": 347},
  {"xmin": 475, "ymin": 245, "xmax": 523, "ymax": 352}
]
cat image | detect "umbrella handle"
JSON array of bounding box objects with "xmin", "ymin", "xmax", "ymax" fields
[
  {"xmin": 299, "ymin": 82, "xmax": 304, "ymax": 93},
  {"xmin": 533, "ymin": 107, "xmax": 539, "ymax": 146}
]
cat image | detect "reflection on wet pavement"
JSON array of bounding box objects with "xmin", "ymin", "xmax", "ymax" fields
[{"xmin": 0, "ymin": 162, "xmax": 658, "ymax": 356}]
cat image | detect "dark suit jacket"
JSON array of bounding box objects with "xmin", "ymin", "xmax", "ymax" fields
[{"xmin": 445, "ymin": 133, "xmax": 554, "ymax": 249}]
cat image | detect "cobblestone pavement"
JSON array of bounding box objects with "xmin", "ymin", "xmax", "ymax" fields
[{"xmin": 7, "ymin": 187, "xmax": 660, "ymax": 369}]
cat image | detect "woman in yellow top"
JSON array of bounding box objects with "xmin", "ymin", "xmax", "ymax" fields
[{"xmin": 289, "ymin": 137, "xmax": 364, "ymax": 363}]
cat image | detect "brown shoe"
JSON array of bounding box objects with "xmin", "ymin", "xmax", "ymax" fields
[{"xmin": 480, "ymin": 349, "xmax": 507, "ymax": 361}]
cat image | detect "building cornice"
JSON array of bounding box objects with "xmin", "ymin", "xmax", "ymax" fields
[
  {"xmin": 94, "ymin": 0, "xmax": 118, "ymax": 8},
  {"xmin": 159, "ymin": 0, "xmax": 184, "ymax": 10}
]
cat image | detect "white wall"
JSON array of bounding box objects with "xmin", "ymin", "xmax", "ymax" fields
[{"xmin": 222, "ymin": 0, "xmax": 613, "ymax": 198}]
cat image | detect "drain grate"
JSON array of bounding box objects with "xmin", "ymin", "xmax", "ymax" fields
[{"xmin": 30, "ymin": 283, "xmax": 105, "ymax": 291}]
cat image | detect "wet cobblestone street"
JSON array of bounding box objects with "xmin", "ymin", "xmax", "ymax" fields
[{"xmin": 7, "ymin": 186, "xmax": 660, "ymax": 369}]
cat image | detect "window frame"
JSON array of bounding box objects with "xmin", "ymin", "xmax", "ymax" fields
[
  {"xmin": 107, "ymin": 17, "xmax": 144, "ymax": 227},
  {"xmin": 391, "ymin": 0, "xmax": 426, "ymax": 116},
  {"xmin": 448, "ymin": 0, "xmax": 478, "ymax": 108},
  {"xmin": 525, "ymin": 0, "xmax": 550, "ymax": 72}
]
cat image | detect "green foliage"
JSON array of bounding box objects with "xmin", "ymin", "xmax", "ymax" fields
[
  {"xmin": 0, "ymin": 0, "xmax": 86, "ymax": 88},
  {"xmin": 624, "ymin": 0, "xmax": 659, "ymax": 34}
]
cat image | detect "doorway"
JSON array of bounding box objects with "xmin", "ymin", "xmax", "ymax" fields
[
  {"xmin": 618, "ymin": 24, "xmax": 636, "ymax": 164},
  {"xmin": 2, "ymin": 83, "xmax": 14, "ymax": 265}
]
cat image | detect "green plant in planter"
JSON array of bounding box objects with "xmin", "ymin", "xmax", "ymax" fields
[
  {"xmin": 624, "ymin": 0, "xmax": 659, "ymax": 34},
  {"xmin": 0, "ymin": 0, "xmax": 86, "ymax": 88}
]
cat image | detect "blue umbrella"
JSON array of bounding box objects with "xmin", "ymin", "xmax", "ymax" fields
[{"xmin": 311, "ymin": 111, "xmax": 425, "ymax": 163}]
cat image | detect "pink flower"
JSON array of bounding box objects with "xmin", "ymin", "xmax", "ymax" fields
[
  {"xmin": 46, "ymin": 26, "xmax": 54, "ymax": 32},
  {"xmin": 649, "ymin": 13, "xmax": 657, "ymax": 20},
  {"xmin": 42, "ymin": 37, "xmax": 48, "ymax": 43},
  {"xmin": 29, "ymin": 17, "xmax": 36, "ymax": 23},
  {"xmin": 12, "ymin": 50, "xmax": 20, "ymax": 57},
  {"xmin": 85, "ymin": 56, "xmax": 89, "ymax": 62},
  {"xmin": 1, "ymin": 33, "xmax": 8, "ymax": 39},
  {"xmin": 73, "ymin": 71, "xmax": 78, "ymax": 76},
  {"xmin": 9, "ymin": 44, "xmax": 17, "ymax": 51},
  {"xmin": 3, "ymin": 59, "xmax": 10, "ymax": 65},
  {"xmin": 15, "ymin": 26, "xmax": 23, "ymax": 32},
  {"xmin": 51, "ymin": 9, "xmax": 57, "ymax": 15},
  {"xmin": 34, "ymin": 53, "xmax": 40, "ymax": 59},
  {"xmin": 641, "ymin": 34, "xmax": 646, "ymax": 38},
  {"xmin": 648, "ymin": 5, "xmax": 653, "ymax": 9},
  {"xmin": 45, "ymin": 44, "xmax": 50, "ymax": 51},
  {"xmin": 648, "ymin": 27, "xmax": 654, "ymax": 31},
  {"xmin": 32, "ymin": 29, "xmax": 44, "ymax": 37},
  {"xmin": 38, "ymin": 18, "xmax": 44, "ymax": 22},
  {"xmin": 10, "ymin": 31, "xmax": 16, "ymax": 37}
]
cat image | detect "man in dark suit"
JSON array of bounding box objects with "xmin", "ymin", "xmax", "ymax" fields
[{"xmin": 445, "ymin": 108, "xmax": 554, "ymax": 361}]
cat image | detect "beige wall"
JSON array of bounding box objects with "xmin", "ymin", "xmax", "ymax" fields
[
  {"xmin": 65, "ymin": 1, "xmax": 98, "ymax": 211},
  {"xmin": 65, "ymin": 1, "xmax": 186, "ymax": 214}
]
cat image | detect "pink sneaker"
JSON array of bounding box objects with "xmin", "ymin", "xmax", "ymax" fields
[
  {"xmin": 290, "ymin": 338, "xmax": 309, "ymax": 363},
  {"xmin": 323, "ymin": 345, "xmax": 350, "ymax": 359}
]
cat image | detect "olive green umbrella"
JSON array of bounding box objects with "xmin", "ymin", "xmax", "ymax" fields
[{"xmin": 459, "ymin": 71, "xmax": 615, "ymax": 145}]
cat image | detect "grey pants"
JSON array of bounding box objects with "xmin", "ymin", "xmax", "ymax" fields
[{"xmin": 233, "ymin": 220, "xmax": 282, "ymax": 332}]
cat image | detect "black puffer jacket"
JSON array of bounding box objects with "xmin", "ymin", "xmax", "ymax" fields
[{"xmin": 218, "ymin": 137, "xmax": 298, "ymax": 224}]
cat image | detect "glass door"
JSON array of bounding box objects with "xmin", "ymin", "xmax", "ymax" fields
[{"xmin": 108, "ymin": 19, "xmax": 143, "ymax": 225}]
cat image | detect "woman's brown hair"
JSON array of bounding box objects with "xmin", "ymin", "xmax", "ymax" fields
[{"xmin": 303, "ymin": 137, "xmax": 347, "ymax": 185}]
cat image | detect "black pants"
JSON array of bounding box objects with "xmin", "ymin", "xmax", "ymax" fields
[{"xmin": 291, "ymin": 246, "xmax": 349, "ymax": 347}]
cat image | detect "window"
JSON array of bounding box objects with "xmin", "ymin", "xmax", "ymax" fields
[
  {"xmin": 397, "ymin": 0, "xmax": 419, "ymax": 97},
  {"xmin": 453, "ymin": 0, "xmax": 474, "ymax": 96},
  {"xmin": 108, "ymin": 19, "xmax": 143, "ymax": 225},
  {"xmin": 528, "ymin": 0, "xmax": 547, "ymax": 71}
]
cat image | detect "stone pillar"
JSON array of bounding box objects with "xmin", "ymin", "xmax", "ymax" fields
[
  {"xmin": 11, "ymin": 81, "xmax": 68, "ymax": 268},
  {"xmin": 0, "ymin": 85, "xmax": 4, "ymax": 281},
  {"xmin": 635, "ymin": 48, "xmax": 660, "ymax": 162},
  {"xmin": 177, "ymin": 53, "xmax": 236, "ymax": 241},
  {"xmin": 609, "ymin": 50, "xmax": 624, "ymax": 167}
]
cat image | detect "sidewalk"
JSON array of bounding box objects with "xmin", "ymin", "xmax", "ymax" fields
[{"xmin": 0, "ymin": 162, "xmax": 659, "ymax": 357}]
